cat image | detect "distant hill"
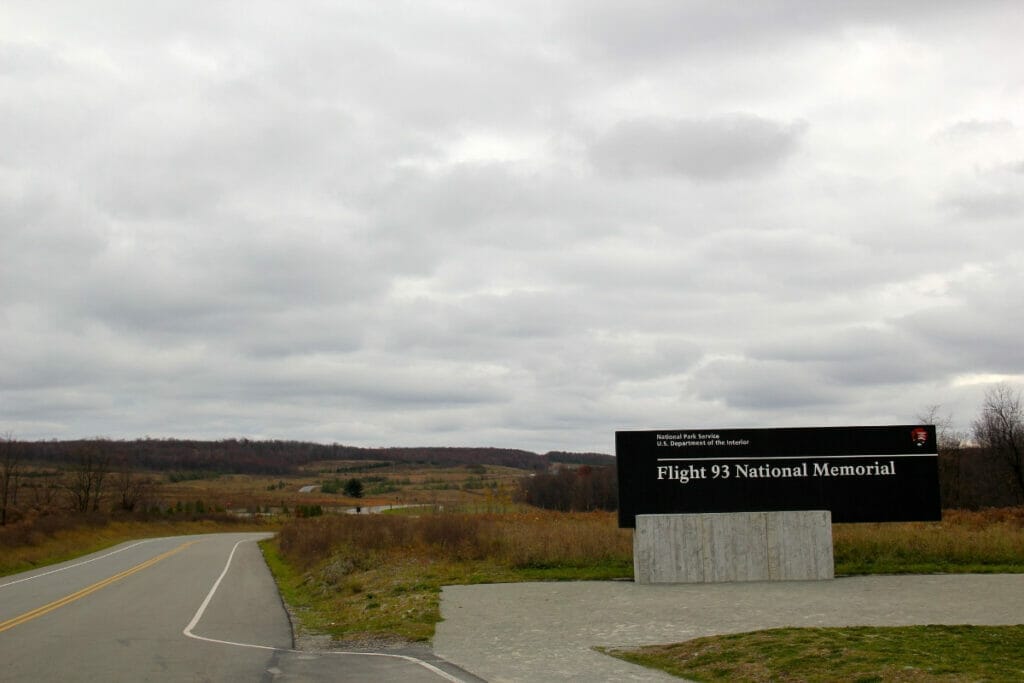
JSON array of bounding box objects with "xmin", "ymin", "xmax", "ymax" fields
[
  {"xmin": 17, "ymin": 439, "xmax": 613, "ymax": 475},
  {"xmin": 545, "ymin": 451, "xmax": 615, "ymax": 467}
]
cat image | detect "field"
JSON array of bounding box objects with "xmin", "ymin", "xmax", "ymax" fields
[
  {"xmin": 263, "ymin": 506, "xmax": 1024, "ymax": 645},
  {"xmin": 833, "ymin": 506, "xmax": 1024, "ymax": 574},
  {"xmin": 154, "ymin": 460, "xmax": 525, "ymax": 514},
  {"xmin": 1, "ymin": 460, "xmax": 523, "ymax": 576}
]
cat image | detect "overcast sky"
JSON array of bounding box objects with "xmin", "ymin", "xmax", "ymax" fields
[{"xmin": 2, "ymin": 2, "xmax": 1022, "ymax": 453}]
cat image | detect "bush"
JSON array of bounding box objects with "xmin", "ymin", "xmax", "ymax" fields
[
  {"xmin": 320, "ymin": 479, "xmax": 342, "ymax": 494},
  {"xmin": 295, "ymin": 504, "xmax": 323, "ymax": 519},
  {"xmin": 343, "ymin": 478, "xmax": 364, "ymax": 498}
]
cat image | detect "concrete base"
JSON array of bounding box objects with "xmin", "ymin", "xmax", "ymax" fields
[{"xmin": 634, "ymin": 511, "xmax": 834, "ymax": 584}]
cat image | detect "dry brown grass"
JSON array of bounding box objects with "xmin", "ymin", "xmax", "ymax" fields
[
  {"xmin": 0, "ymin": 513, "xmax": 276, "ymax": 577},
  {"xmin": 834, "ymin": 507, "xmax": 1024, "ymax": 574},
  {"xmin": 276, "ymin": 509, "xmax": 632, "ymax": 571}
]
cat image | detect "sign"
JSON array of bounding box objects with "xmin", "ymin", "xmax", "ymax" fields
[{"xmin": 616, "ymin": 425, "xmax": 941, "ymax": 527}]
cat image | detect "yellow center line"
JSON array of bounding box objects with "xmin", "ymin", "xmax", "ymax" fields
[{"xmin": 0, "ymin": 540, "xmax": 197, "ymax": 634}]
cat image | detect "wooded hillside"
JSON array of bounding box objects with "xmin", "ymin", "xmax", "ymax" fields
[{"xmin": 15, "ymin": 438, "xmax": 613, "ymax": 475}]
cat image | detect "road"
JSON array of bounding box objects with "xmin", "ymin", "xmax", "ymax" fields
[{"xmin": 0, "ymin": 532, "xmax": 480, "ymax": 682}]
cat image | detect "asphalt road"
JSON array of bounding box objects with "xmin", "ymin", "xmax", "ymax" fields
[{"xmin": 0, "ymin": 532, "xmax": 478, "ymax": 682}]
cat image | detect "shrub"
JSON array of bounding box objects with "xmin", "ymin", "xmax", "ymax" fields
[
  {"xmin": 295, "ymin": 504, "xmax": 323, "ymax": 519},
  {"xmin": 343, "ymin": 478, "xmax": 364, "ymax": 498}
]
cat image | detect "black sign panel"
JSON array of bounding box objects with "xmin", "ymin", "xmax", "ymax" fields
[{"xmin": 616, "ymin": 425, "xmax": 941, "ymax": 527}]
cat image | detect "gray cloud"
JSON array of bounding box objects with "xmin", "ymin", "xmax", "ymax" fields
[
  {"xmin": 691, "ymin": 358, "xmax": 844, "ymax": 411},
  {"xmin": 589, "ymin": 115, "xmax": 806, "ymax": 180},
  {"xmin": 751, "ymin": 327, "xmax": 952, "ymax": 387},
  {"xmin": 940, "ymin": 160, "xmax": 1024, "ymax": 221},
  {"xmin": 562, "ymin": 0, "xmax": 1017, "ymax": 61},
  {"xmin": 894, "ymin": 264, "xmax": 1024, "ymax": 375},
  {"xmin": 936, "ymin": 119, "xmax": 1015, "ymax": 139},
  {"xmin": 944, "ymin": 193, "xmax": 1024, "ymax": 220}
]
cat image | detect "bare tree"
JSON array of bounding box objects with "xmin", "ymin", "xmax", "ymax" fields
[
  {"xmin": 114, "ymin": 450, "xmax": 156, "ymax": 512},
  {"xmin": 65, "ymin": 440, "xmax": 112, "ymax": 513},
  {"xmin": 972, "ymin": 384, "xmax": 1024, "ymax": 502},
  {"xmin": 918, "ymin": 405, "xmax": 969, "ymax": 508},
  {"xmin": 28, "ymin": 479, "xmax": 61, "ymax": 513},
  {"xmin": 1, "ymin": 432, "xmax": 23, "ymax": 525}
]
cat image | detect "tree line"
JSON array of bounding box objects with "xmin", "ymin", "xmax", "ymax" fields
[
  {"xmin": 513, "ymin": 465, "xmax": 618, "ymax": 512},
  {"xmin": 10, "ymin": 439, "xmax": 602, "ymax": 477},
  {"xmin": 1, "ymin": 435, "xmax": 158, "ymax": 525},
  {"xmin": 925, "ymin": 383, "xmax": 1024, "ymax": 508}
]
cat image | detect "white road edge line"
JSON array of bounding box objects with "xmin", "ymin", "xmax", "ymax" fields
[
  {"xmin": 0, "ymin": 539, "xmax": 156, "ymax": 590},
  {"xmin": 183, "ymin": 538, "xmax": 466, "ymax": 683}
]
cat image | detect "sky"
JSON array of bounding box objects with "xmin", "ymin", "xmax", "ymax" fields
[{"xmin": 2, "ymin": 1, "xmax": 1022, "ymax": 454}]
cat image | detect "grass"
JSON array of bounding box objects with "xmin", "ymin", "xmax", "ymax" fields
[
  {"xmin": 834, "ymin": 507, "xmax": 1024, "ymax": 575},
  {"xmin": 600, "ymin": 625, "xmax": 1024, "ymax": 682}
]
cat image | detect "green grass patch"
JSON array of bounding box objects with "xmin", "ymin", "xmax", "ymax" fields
[
  {"xmin": 511, "ymin": 558, "xmax": 633, "ymax": 581},
  {"xmin": 262, "ymin": 537, "xmax": 478, "ymax": 643},
  {"xmin": 599, "ymin": 625, "xmax": 1024, "ymax": 682}
]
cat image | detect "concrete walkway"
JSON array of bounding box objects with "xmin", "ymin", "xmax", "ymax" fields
[{"xmin": 434, "ymin": 574, "xmax": 1024, "ymax": 682}]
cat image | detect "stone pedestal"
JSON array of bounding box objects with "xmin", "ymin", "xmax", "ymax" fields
[{"xmin": 633, "ymin": 511, "xmax": 834, "ymax": 584}]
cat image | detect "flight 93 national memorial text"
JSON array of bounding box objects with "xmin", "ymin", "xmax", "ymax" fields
[{"xmin": 616, "ymin": 425, "xmax": 941, "ymax": 528}]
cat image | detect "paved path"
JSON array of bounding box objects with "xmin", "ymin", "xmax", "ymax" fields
[{"xmin": 434, "ymin": 574, "xmax": 1024, "ymax": 682}]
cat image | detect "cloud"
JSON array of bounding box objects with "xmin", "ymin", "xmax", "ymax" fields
[
  {"xmin": 751, "ymin": 327, "xmax": 951, "ymax": 386},
  {"xmin": 943, "ymin": 192, "xmax": 1024, "ymax": 220},
  {"xmin": 589, "ymin": 115, "xmax": 806, "ymax": 180},
  {"xmin": 935, "ymin": 119, "xmax": 1015, "ymax": 139},
  {"xmin": 691, "ymin": 357, "xmax": 844, "ymax": 411},
  {"xmin": 562, "ymin": 0, "xmax": 1017, "ymax": 61},
  {"xmin": 895, "ymin": 261, "xmax": 1024, "ymax": 375},
  {"xmin": 940, "ymin": 159, "xmax": 1024, "ymax": 220},
  {"xmin": 1, "ymin": 1, "xmax": 1022, "ymax": 450}
]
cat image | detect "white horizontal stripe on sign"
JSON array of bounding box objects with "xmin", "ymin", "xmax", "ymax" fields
[{"xmin": 657, "ymin": 453, "xmax": 937, "ymax": 462}]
